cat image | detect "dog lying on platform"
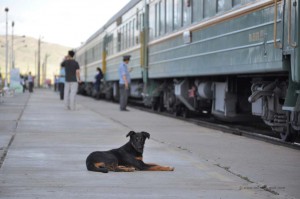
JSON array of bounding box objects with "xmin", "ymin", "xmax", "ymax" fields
[{"xmin": 86, "ymin": 131, "xmax": 174, "ymax": 173}]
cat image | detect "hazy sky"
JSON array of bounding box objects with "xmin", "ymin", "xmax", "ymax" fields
[{"xmin": 0, "ymin": 0, "xmax": 130, "ymax": 47}]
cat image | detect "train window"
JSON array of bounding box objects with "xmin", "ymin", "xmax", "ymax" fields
[
  {"xmin": 92, "ymin": 48, "xmax": 95, "ymax": 61},
  {"xmin": 166, "ymin": 0, "xmax": 174, "ymax": 32},
  {"xmin": 121, "ymin": 26, "xmax": 124, "ymax": 50},
  {"xmin": 87, "ymin": 49, "xmax": 92, "ymax": 63},
  {"xmin": 129, "ymin": 21, "xmax": 132, "ymax": 48},
  {"xmin": 129, "ymin": 20, "xmax": 134, "ymax": 47},
  {"xmin": 97, "ymin": 42, "xmax": 102, "ymax": 59},
  {"xmin": 136, "ymin": 10, "xmax": 139, "ymax": 31},
  {"xmin": 183, "ymin": 0, "xmax": 192, "ymax": 26},
  {"xmin": 203, "ymin": 0, "xmax": 216, "ymax": 18},
  {"xmin": 106, "ymin": 35, "xmax": 113, "ymax": 56},
  {"xmin": 116, "ymin": 16, "xmax": 122, "ymax": 26},
  {"xmin": 160, "ymin": 0, "xmax": 166, "ymax": 35},
  {"xmin": 173, "ymin": 0, "xmax": 183, "ymax": 29},
  {"xmin": 133, "ymin": 18, "xmax": 136, "ymax": 45},
  {"xmin": 217, "ymin": 0, "xmax": 225, "ymax": 12},
  {"xmin": 149, "ymin": 3, "xmax": 155, "ymax": 40},
  {"xmin": 125, "ymin": 23, "xmax": 128, "ymax": 49},
  {"xmin": 155, "ymin": 3, "xmax": 159, "ymax": 37},
  {"xmin": 217, "ymin": 0, "xmax": 232, "ymax": 13},
  {"xmin": 117, "ymin": 31, "xmax": 121, "ymax": 52},
  {"xmin": 140, "ymin": 13, "xmax": 144, "ymax": 30},
  {"xmin": 192, "ymin": 0, "xmax": 203, "ymax": 23},
  {"xmin": 232, "ymin": 0, "xmax": 241, "ymax": 6}
]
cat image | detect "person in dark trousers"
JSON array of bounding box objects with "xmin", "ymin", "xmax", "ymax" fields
[
  {"xmin": 118, "ymin": 55, "xmax": 133, "ymax": 111},
  {"xmin": 61, "ymin": 50, "xmax": 81, "ymax": 110},
  {"xmin": 94, "ymin": 67, "xmax": 103, "ymax": 98},
  {"xmin": 58, "ymin": 64, "xmax": 66, "ymax": 100},
  {"xmin": 28, "ymin": 72, "xmax": 34, "ymax": 93},
  {"xmin": 20, "ymin": 75, "xmax": 27, "ymax": 93}
]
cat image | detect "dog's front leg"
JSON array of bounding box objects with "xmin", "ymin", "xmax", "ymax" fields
[
  {"xmin": 133, "ymin": 160, "xmax": 174, "ymax": 171},
  {"xmin": 144, "ymin": 163, "xmax": 175, "ymax": 171}
]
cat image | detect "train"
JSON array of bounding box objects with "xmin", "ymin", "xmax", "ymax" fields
[{"xmin": 75, "ymin": 0, "xmax": 299, "ymax": 142}]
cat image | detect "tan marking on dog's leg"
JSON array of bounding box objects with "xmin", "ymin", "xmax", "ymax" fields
[
  {"xmin": 136, "ymin": 156, "xmax": 143, "ymax": 161},
  {"xmin": 94, "ymin": 162, "xmax": 105, "ymax": 168},
  {"xmin": 147, "ymin": 165, "xmax": 174, "ymax": 171}
]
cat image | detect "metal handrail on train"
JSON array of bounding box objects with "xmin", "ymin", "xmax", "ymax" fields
[
  {"xmin": 288, "ymin": 0, "xmax": 297, "ymax": 48},
  {"xmin": 274, "ymin": 0, "xmax": 282, "ymax": 48}
]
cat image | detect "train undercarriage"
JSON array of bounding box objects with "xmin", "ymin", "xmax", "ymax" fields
[{"xmin": 142, "ymin": 75, "xmax": 299, "ymax": 142}]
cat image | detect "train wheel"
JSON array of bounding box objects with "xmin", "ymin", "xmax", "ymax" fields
[
  {"xmin": 105, "ymin": 89, "xmax": 113, "ymax": 100},
  {"xmin": 151, "ymin": 97, "xmax": 159, "ymax": 111},
  {"xmin": 173, "ymin": 107, "xmax": 180, "ymax": 117},
  {"xmin": 157, "ymin": 95, "xmax": 164, "ymax": 112},
  {"xmin": 280, "ymin": 125, "xmax": 297, "ymax": 142},
  {"xmin": 182, "ymin": 108, "xmax": 190, "ymax": 118},
  {"xmin": 157, "ymin": 104, "xmax": 164, "ymax": 112}
]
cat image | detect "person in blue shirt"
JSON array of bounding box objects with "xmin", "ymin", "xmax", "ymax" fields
[
  {"xmin": 58, "ymin": 65, "xmax": 66, "ymax": 100},
  {"xmin": 119, "ymin": 55, "xmax": 133, "ymax": 111}
]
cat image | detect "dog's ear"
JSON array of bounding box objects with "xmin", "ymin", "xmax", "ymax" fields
[
  {"xmin": 141, "ymin": 131, "xmax": 150, "ymax": 139},
  {"xmin": 126, "ymin": 131, "xmax": 136, "ymax": 137}
]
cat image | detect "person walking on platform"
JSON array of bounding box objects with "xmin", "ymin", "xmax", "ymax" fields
[
  {"xmin": 58, "ymin": 64, "xmax": 66, "ymax": 100},
  {"xmin": 20, "ymin": 75, "xmax": 27, "ymax": 93},
  {"xmin": 61, "ymin": 50, "xmax": 81, "ymax": 110},
  {"xmin": 118, "ymin": 55, "xmax": 132, "ymax": 111},
  {"xmin": 28, "ymin": 72, "xmax": 34, "ymax": 93}
]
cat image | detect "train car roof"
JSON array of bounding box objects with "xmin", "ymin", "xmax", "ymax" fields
[{"xmin": 83, "ymin": 0, "xmax": 141, "ymax": 46}]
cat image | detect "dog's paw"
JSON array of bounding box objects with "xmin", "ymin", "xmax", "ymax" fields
[
  {"xmin": 127, "ymin": 167, "xmax": 135, "ymax": 172},
  {"xmin": 169, "ymin": 167, "xmax": 175, "ymax": 171}
]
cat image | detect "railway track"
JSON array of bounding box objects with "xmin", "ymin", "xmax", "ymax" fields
[{"xmin": 130, "ymin": 103, "xmax": 300, "ymax": 150}]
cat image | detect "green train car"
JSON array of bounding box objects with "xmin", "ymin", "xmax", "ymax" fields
[{"xmin": 76, "ymin": 0, "xmax": 299, "ymax": 141}]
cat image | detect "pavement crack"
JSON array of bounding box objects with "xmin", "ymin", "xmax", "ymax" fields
[
  {"xmin": 214, "ymin": 163, "xmax": 281, "ymax": 196},
  {"xmin": 151, "ymin": 138, "xmax": 193, "ymax": 153}
]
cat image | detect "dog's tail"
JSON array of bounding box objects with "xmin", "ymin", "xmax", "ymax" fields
[{"xmin": 86, "ymin": 162, "xmax": 109, "ymax": 173}]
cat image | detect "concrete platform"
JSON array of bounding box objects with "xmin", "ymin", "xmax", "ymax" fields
[{"xmin": 0, "ymin": 89, "xmax": 299, "ymax": 199}]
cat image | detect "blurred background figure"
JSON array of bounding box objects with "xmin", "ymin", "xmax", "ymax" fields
[
  {"xmin": 93, "ymin": 67, "xmax": 103, "ymax": 99},
  {"xmin": 28, "ymin": 72, "xmax": 34, "ymax": 93},
  {"xmin": 20, "ymin": 74, "xmax": 27, "ymax": 93},
  {"xmin": 59, "ymin": 65, "xmax": 65, "ymax": 100}
]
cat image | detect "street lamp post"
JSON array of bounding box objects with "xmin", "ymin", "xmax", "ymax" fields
[
  {"xmin": 4, "ymin": 7, "xmax": 9, "ymax": 89},
  {"xmin": 11, "ymin": 21, "xmax": 14, "ymax": 69}
]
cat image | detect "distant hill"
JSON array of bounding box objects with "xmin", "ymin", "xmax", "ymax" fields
[{"xmin": 0, "ymin": 35, "xmax": 71, "ymax": 84}]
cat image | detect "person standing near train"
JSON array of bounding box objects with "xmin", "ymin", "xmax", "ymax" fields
[
  {"xmin": 28, "ymin": 72, "xmax": 34, "ymax": 93},
  {"xmin": 118, "ymin": 55, "xmax": 132, "ymax": 111},
  {"xmin": 94, "ymin": 67, "xmax": 103, "ymax": 98},
  {"xmin": 58, "ymin": 62, "xmax": 66, "ymax": 100},
  {"xmin": 61, "ymin": 50, "xmax": 81, "ymax": 110}
]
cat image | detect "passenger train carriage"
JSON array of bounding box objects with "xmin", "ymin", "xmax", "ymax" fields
[{"xmin": 76, "ymin": 0, "xmax": 299, "ymax": 142}]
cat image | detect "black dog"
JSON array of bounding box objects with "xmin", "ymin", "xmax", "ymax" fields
[{"xmin": 86, "ymin": 131, "xmax": 174, "ymax": 173}]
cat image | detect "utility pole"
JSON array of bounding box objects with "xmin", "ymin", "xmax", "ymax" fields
[
  {"xmin": 43, "ymin": 54, "xmax": 50, "ymax": 85},
  {"xmin": 4, "ymin": 7, "xmax": 9, "ymax": 89},
  {"xmin": 11, "ymin": 21, "xmax": 14, "ymax": 69},
  {"xmin": 37, "ymin": 38, "xmax": 41, "ymax": 87}
]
